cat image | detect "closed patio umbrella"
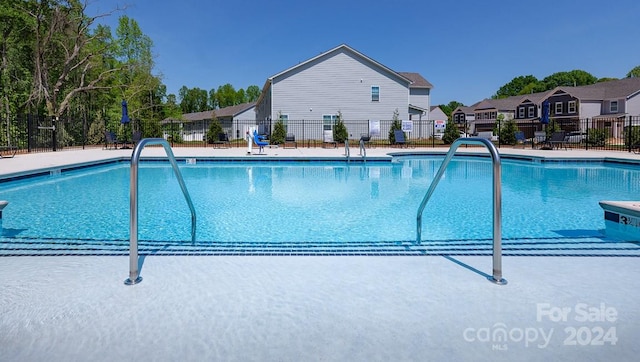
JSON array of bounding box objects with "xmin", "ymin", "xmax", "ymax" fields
[
  {"xmin": 540, "ymin": 100, "xmax": 550, "ymax": 125},
  {"xmin": 121, "ymin": 100, "xmax": 130, "ymax": 124}
]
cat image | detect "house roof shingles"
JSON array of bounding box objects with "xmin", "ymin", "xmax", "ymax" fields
[
  {"xmin": 162, "ymin": 102, "xmax": 256, "ymax": 124},
  {"xmin": 398, "ymin": 72, "xmax": 433, "ymax": 89}
]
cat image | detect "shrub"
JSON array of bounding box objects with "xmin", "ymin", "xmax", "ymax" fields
[
  {"xmin": 587, "ymin": 129, "xmax": 606, "ymax": 146},
  {"xmin": 624, "ymin": 126, "xmax": 640, "ymax": 146},
  {"xmin": 498, "ymin": 119, "xmax": 519, "ymax": 145},
  {"xmin": 442, "ymin": 120, "xmax": 460, "ymax": 144},
  {"xmin": 388, "ymin": 108, "xmax": 402, "ymax": 144},
  {"xmin": 333, "ymin": 118, "xmax": 348, "ymax": 143},
  {"xmin": 206, "ymin": 119, "xmax": 223, "ymax": 144},
  {"xmin": 271, "ymin": 120, "xmax": 286, "ymax": 145}
]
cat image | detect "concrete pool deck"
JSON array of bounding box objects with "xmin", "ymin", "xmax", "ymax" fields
[{"xmin": 1, "ymin": 145, "xmax": 640, "ymax": 361}]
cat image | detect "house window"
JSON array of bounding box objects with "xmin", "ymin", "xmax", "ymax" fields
[
  {"xmin": 555, "ymin": 102, "xmax": 563, "ymax": 114},
  {"xmin": 518, "ymin": 107, "xmax": 525, "ymax": 118},
  {"xmin": 528, "ymin": 106, "xmax": 535, "ymax": 118},
  {"xmin": 279, "ymin": 114, "xmax": 289, "ymax": 131},
  {"xmin": 323, "ymin": 114, "xmax": 337, "ymax": 130},
  {"xmin": 568, "ymin": 101, "xmax": 576, "ymax": 113},
  {"xmin": 371, "ymin": 86, "xmax": 380, "ymax": 102},
  {"xmin": 610, "ymin": 100, "xmax": 618, "ymax": 113}
]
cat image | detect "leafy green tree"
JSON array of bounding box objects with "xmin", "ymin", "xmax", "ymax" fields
[
  {"xmin": 246, "ymin": 85, "xmax": 261, "ymax": 102},
  {"xmin": 627, "ymin": 65, "xmax": 640, "ymax": 78},
  {"xmin": 438, "ymin": 101, "xmax": 464, "ymax": 118},
  {"xmin": 217, "ymin": 83, "xmax": 237, "ymax": 108},
  {"xmin": 113, "ymin": 15, "xmax": 163, "ymax": 133},
  {"xmin": 24, "ymin": 0, "xmax": 124, "ymax": 117},
  {"xmin": 388, "ymin": 108, "xmax": 402, "ymax": 144},
  {"xmin": 542, "ymin": 70, "xmax": 597, "ymax": 89},
  {"xmin": 597, "ymin": 77, "xmax": 619, "ymax": 83},
  {"xmin": 208, "ymin": 89, "xmax": 217, "ymax": 109},
  {"xmin": 493, "ymin": 75, "xmax": 539, "ymax": 98},
  {"xmin": 235, "ymin": 88, "xmax": 246, "ymax": 104},
  {"xmin": 0, "ymin": 0, "xmax": 32, "ymax": 120},
  {"xmin": 178, "ymin": 86, "xmax": 208, "ymax": 113},
  {"xmin": 442, "ymin": 120, "xmax": 460, "ymax": 144}
]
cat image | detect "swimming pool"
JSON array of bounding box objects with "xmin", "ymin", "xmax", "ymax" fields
[{"xmin": 1, "ymin": 156, "xmax": 640, "ymax": 257}]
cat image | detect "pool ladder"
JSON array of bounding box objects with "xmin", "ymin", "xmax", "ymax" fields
[
  {"xmin": 125, "ymin": 138, "xmax": 197, "ymax": 285},
  {"xmin": 344, "ymin": 139, "xmax": 367, "ymax": 162},
  {"xmin": 416, "ymin": 138, "xmax": 507, "ymax": 285}
]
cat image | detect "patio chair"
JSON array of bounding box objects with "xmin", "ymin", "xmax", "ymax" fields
[
  {"xmin": 104, "ymin": 131, "xmax": 120, "ymax": 150},
  {"xmin": 284, "ymin": 133, "xmax": 297, "ymax": 149},
  {"xmin": 213, "ymin": 132, "xmax": 230, "ymax": 148},
  {"xmin": 132, "ymin": 130, "xmax": 142, "ymax": 146},
  {"xmin": 253, "ymin": 130, "xmax": 268, "ymax": 153},
  {"xmin": 514, "ymin": 131, "xmax": 526, "ymax": 148},
  {"xmin": 632, "ymin": 143, "xmax": 640, "ymax": 154},
  {"xmin": 322, "ymin": 130, "xmax": 337, "ymax": 148},
  {"xmin": 549, "ymin": 131, "xmax": 568, "ymax": 150},
  {"xmin": 360, "ymin": 133, "xmax": 372, "ymax": 148},
  {"xmin": 0, "ymin": 144, "xmax": 18, "ymax": 158},
  {"xmin": 394, "ymin": 129, "xmax": 408, "ymax": 148}
]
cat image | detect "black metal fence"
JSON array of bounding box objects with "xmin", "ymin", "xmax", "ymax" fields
[{"xmin": 2, "ymin": 115, "xmax": 640, "ymax": 155}]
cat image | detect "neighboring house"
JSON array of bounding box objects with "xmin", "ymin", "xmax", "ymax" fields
[
  {"xmin": 429, "ymin": 106, "xmax": 448, "ymax": 138},
  {"xmin": 539, "ymin": 77, "xmax": 640, "ymax": 137},
  {"xmin": 471, "ymin": 97, "xmax": 520, "ymax": 133},
  {"xmin": 513, "ymin": 91, "xmax": 551, "ymax": 122},
  {"xmin": 452, "ymin": 104, "xmax": 477, "ymax": 133},
  {"xmin": 453, "ymin": 78, "xmax": 640, "ymax": 141},
  {"xmin": 161, "ymin": 102, "xmax": 256, "ymax": 141},
  {"xmin": 255, "ymin": 44, "xmax": 433, "ymax": 139}
]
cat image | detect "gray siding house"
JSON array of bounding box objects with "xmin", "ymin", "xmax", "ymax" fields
[
  {"xmin": 255, "ymin": 44, "xmax": 433, "ymax": 139},
  {"xmin": 162, "ymin": 102, "xmax": 256, "ymax": 142}
]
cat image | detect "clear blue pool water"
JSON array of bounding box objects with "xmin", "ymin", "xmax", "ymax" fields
[{"xmin": 1, "ymin": 157, "xmax": 640, "ymax": 256}]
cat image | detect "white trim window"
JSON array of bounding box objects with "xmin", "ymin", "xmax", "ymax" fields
[
  {"xmin": 518, "ymin": 107, "xmax": 525, "ymax": 118},
  {"xmin": 555, "ymin": 102, "xmax": 563, "ymax": 114},
  {"xmin": 610, "ymin": 100, "xmax": 618, "ymax": 113},
  {"xmin": 371, "ymin": 86, "xmax": 380, "ymax": 102},
  {"xmin": 568, "ymin": 101, "xmax": 576, "ymax": 113},
  {"xmin": 528, "ymin": 106, "xmax": 535, "ymax": 118},
  {"xmin": 279, "ymin": 114, "xmax": 289, "ymax": 131},
  {"xmin": 323, "ymin": 114, "xmax": 338, "ymax": 130}
]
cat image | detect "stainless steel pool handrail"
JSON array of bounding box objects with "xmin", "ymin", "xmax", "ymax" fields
[
  {"xmin": 359, "ymin": 138, "xmax": 367, "ymax": 160},
  {"xmin": 125, "ymin": 138, "xmax": 197, "ymax": 285},
  {"xmin": 416, "ymin": 137, "xmax": 507, "ymax": 285},
  {"xmin": 345, "ymin": 139, "xmax": 350, "ymax": 162}
]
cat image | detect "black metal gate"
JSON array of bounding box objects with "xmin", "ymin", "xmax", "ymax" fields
[{"xmin": 28, "ymin": 115, "xmax": 56, "ymax": 152}]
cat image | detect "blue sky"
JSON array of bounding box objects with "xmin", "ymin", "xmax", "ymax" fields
[{"xmin": 88, "ymin": 0, "xmax": 640, "ymax": 106}]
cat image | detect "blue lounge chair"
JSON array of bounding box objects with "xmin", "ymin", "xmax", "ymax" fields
[
  {"xmin": 253, "ymin": 130, "xmax": 268, "ymax": 153},
  {"xmin": 515, "ymin": 131, "xmax": 526, "ymax": 148},
  {"xmin": 394, "ymin": 129, "xmax": 408, "ymax": 148},
  {"xmin": 104, "ymin": 131, "xmax": 121, "ymax": 150}
]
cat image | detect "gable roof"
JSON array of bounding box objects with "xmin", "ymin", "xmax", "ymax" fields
[
  {"xmin": 269, "ymin": 44, "xmax": 413, "ymax": 85},
  {"xmin": 162, "ymin": 102, "xmax": 256, "ymax": 123},
  {"xmin": 555, "ymin": 77, "xmax": 640, "ymax": 101},
  {"xmin": 474, "ymin": 96, "xmax": 522, "ymax": 112},
  {"xmin": 399, "ymin": 72, "xmax": 433, "ymax": 89}
]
